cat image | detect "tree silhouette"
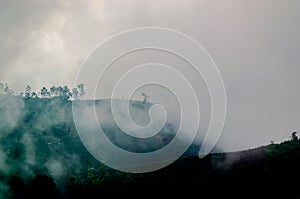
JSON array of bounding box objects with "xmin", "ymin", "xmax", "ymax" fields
[
  {"xmin": 57, "ymin": 86, "xmax": 64, "ymax": 97},
  {"xmin": 50, "ymin": 86, "xmax": 57, "ymax": 97},
  {"xmin": 25, "ymin": 85, "xmax": 32, "ymax": 99},
  {"xmin": 41, "ymin": 87, "xmax": 48, "ymax": 98},
  {"xmin": 0, "ymin": 83, "xmax": 4, "ymax": 94},
  {"xmin": 72, "ymin": 87, "xmax": 79, "ymax": 100},
  {"xmin": 77, "ymin": 83, "xmax": 85, "ymax": 100},
  {"xmin": 31, "ymin": 92, "xmax": 38, "ymax": 98},
  {"xmin": 63, "ymin": 86, "xmax": 72, "ymax": 100},
  {"xmin": 0, "ymin": 83, "xmax": 13, "ymax": 95},
  {"xmin": 292, "ymin": 132, "xmax": 298, "ymax": 141}
]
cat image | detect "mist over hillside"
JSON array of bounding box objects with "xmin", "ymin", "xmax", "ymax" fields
[
  {"xmin": 0, "ymin": 92, "xmax": 203, "ymax": 198},
  {"xmin": 1, "ymin": 83, "xmax": 300, "ymax": 198},
  {"xmin": 1, "ymin": 1, "xmax": 300, "ymax": 198},
  {"xmin": 0, "ymin": 93, "xmax": 300, "ymax": 198}
]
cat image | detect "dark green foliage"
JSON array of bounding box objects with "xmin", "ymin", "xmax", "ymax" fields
[
  {"xmin": 25, "ymin": 85, "xmax": 31, "ymax": 99},
  {"xmin": 0, "ymin": 94, "xmax": 184, "ymax": 198},
  {"xmin": 40, "ymin": 87, "xmax": 48, "ymax": 98},
  {"xmin": 266, "ymin": 132, "xmax": 300, "ymax": 158},
  {"xmin": 7, "ymin": 83, "xmax": 85, "ymax": 100},
  {"xmin": 292, "ymin": 131, "xmax": 298, "ymax": 141}
]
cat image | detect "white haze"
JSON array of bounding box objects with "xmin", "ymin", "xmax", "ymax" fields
[{"xmin": 0, "ymin": 0, "xmax": 299, "ymax": 152}]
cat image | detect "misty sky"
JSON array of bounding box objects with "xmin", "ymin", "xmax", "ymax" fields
[{"xmin": 0, "ymin": 0, "xmax": 300, "ymax": 152}]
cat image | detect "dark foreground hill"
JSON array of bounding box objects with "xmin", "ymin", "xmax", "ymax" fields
[{"xmin": 7, "ymin": 139, "xmax": 300, "ymax": 199}]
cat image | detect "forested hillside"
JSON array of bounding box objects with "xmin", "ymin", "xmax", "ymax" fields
[
  {"xmin": 0, "ymin": 89, "xmax": 198, "ymax": 198},
  {"xmin": 0, "ymin": 84, "xmax": 300, "ymax": 198}
]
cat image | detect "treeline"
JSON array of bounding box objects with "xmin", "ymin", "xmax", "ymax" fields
[{"xmin": 0, "ymin": 82, "xmax": 85, "ymax": 100}]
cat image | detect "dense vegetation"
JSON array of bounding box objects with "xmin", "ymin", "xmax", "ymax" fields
[
  {"xmin": 0, "ymin": 84, "xmax": 194, "ymax": 198},
  {"xmin": 1, "ymin": 83, "xmax": 300, "ymax": 198},
  {"xmin": 5, "ymin": 130, "xmax": 300, "ymax": 198}
]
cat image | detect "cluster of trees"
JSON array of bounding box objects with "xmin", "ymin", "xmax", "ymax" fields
[
  {"xmin": 21, "ymin": 84, "xmax": 85, "ymax": 100},
  {"xmin": 0, "ymin": 83, "xmax": 14, "ymax": 95},
  {"xmin": 0, "ymin": 82, "xmax": 85, "ymax": 100}
]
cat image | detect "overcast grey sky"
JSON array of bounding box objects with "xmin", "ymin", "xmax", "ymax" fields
[{"xmin": 0, "ymin": 0, "xmax": 300, "ymax": 152}]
